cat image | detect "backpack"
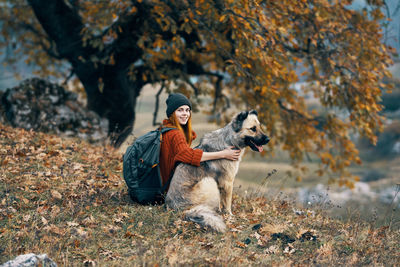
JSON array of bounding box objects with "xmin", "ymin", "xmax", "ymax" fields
[{"xmin": 123, "ymin": 127, "xmax": 175, "ymax": 204}]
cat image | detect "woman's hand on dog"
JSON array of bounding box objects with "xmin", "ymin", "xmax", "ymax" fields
[
  {"xmin": 200, "ymin": 146, "xmax": 241, "ymax": 162},
  {"xmin": 222, "ymin": 146, "xmax": 241, "ymax": 161}
]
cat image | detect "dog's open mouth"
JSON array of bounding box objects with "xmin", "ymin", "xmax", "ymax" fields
[
  {"xmin": 250, "ymin": 140, "xmax": 264, "ymax": 152},
  {"xmin": 245, "ymin": 135, "xmax": 270, "ymax": 152}
]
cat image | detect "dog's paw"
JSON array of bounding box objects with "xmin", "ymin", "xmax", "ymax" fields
[
  {"xmin": 225, "ymin": 213, "xmax": 235, "ymax": 223},
  {"xmin": 223, "ymin": 209, "xmax": 234, "ymax": 217}
]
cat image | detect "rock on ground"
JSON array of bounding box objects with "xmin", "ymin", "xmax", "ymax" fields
[
  {"xmin": 1, "ymin": 78, "xmax": 107, "ymax": 142},
  {"xmin": 0, "ymin": 253, "xmax": 57, "ymax": 267}
]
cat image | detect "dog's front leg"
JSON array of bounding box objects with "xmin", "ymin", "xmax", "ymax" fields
[{"xmin": 219, "ymin": 178, "xmax": 234, "ymax": 215}]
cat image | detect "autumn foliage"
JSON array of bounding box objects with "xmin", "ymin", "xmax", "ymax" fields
[{"xmin": 0, "ymin": 0, "xmax": 394, "ymax": 185}]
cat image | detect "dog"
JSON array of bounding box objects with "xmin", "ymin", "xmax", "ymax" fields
[{"xmin": 165, "ymin": 110, "xmax": 270, "ymax": 232}]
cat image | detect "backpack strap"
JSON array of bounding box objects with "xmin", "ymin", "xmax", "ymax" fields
[
  {"xmin": 158, "ymin": 126, "xmax": 175, "ymax": 144},
  {"xmin": 161, "ymin": 174, "xmax": 173, "ymax": 193},
  {"xmin": 158, "ymin": 126, "xmax": 176, "ymax": 133}
]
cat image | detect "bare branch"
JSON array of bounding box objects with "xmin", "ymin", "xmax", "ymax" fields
[
  {"xmin": 184, "ymin": 78, "xmax": 200, "ymax": 96},
  {"xmin": 212, "ymin": 74, "xmax": 224, "ymax": 115},
  {"xmin": 16, "ymin": 22, "xmax": 62, "ymax": 59},
  {"xmin": 62, "ymin": 69, "xmax": 75, "ymax": 86},
  {"xmin": 152, "ymin": 82, "xmax": 165, "ymax": 126},
  {"xmin": 278, "ymin": 99, "xmax": 325, "ymax": 130},
  {"xmin": 394, "ymin": 1, "xmax": 400, "ymax": 16}
]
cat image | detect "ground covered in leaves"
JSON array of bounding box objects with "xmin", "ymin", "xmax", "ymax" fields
[{"xmin": 0, "ymin": 123, "xmax": 399, "ymax": 266}]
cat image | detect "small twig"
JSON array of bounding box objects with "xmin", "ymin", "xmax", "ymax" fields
[
  {"xmin": 384, "ymin": 183, "xmax": 400, "ymax": 231},
  {"xmin": 257, "ymin": 169, "xmax": 278, "ymax": 198},
  {"xmin": 272, "ymin": 174, "xmax": 291, "ymax": 202},
  {"xmin": 62, "ymin": 69, "xmax": 75, "ymax": 86},
  {"xmin": 152, "ymin": 82, "xmax": 165, "ymax": 126},
  {"xmin": 261, "ymin": 169, "xmax": 278, "ymax": 187}
]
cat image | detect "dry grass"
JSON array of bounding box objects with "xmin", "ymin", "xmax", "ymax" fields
[{"xmin": 1, "ymin": 123, "xmax": 399, "ymax": 266}]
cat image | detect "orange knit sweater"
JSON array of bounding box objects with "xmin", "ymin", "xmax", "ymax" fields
[{"xmin": 159, "ymin": 119, "xmax": 203, "ymax": 186}]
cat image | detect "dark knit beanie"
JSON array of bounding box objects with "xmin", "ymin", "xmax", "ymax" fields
[{"xmin": 166, "ymin": 93, "xmax": 192, "ymax": 118}]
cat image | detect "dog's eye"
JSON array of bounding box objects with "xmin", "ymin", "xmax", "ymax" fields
[{"xmin": 250, "ymin": 126, "xmax": 257, "ymax": 132}]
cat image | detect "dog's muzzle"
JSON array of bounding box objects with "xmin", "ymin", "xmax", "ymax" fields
[{"xmin": 246, "ymin": 135, "xmax": 270, "ymax": 152}]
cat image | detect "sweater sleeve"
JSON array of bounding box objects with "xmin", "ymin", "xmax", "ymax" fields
[{"xmin": 171, "ymin": 131, "xmax": 203, "ymax": 167}]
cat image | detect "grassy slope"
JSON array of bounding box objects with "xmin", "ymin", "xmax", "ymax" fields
[{"xmin": 0, "ymin": 123, "xmax": 399, "ymax": 266}]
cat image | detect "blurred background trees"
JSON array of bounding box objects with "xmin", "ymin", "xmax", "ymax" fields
[{"xmin": 0, "ymin": 0, "xmax": 397, "ymax": 186}]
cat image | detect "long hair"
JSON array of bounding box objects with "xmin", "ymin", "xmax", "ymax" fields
[{"xmin": 169, "ymin": 112, "xmax": 193, "ymax": 146}]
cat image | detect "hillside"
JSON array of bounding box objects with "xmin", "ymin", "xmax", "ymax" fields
[{"xmin": 0, "ymin": 123, "xmax": 399, "ymax": 266}]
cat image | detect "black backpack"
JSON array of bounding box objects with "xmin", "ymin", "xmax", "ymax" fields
[{"xmin": 123, "ymin": 127, "xmax": 175, "ymax": 204}]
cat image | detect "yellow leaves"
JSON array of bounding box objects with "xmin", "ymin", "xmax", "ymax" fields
[
  {"xmin": 153, "ymin": 38, "xmax": 166, "ymax": 48},
  {"xmin": 129, "ymin": 6, "xmax": 137, "ymax": 14},
  {"xmin": 51, "ymin": 190, "xmax": 62, "ymax": 200},
  {"xmin": 44, "ymin": 224, "xmax": 65, "ymax": 236},
  {"xmin": 320, "ymin": 152, "xmax": 333, "ymax": 165},
  {"xmin": 327, "ymin": 58, "xmax": 336, "ymax": 68},
  {"xmin": 98, "ymin": 77, "xmax": 104, "ymax": 93},
  {"xmin": 277, "ymin": 26, "xmax": 288, "ymax": 35},
  {"xmin": 219, "ymin": 14, "xmax": 227, "ymax": 22},
  {"xmin": 343, "ymin": 180, "xmax": 354, "ymax": 189},
  {"xmin": 109, "ymin": 54, "xmax": 115, "ymax": 65},
  {"xmin": 225, "ymin": 59, "xmax": 234, "ymax": 65},
  {"xmin": 241, "ymin": 63, "xmax": 252, "ymax": 69},
  {"xmin": 83, "ymin": 215, "xmax": 98, "ymax": 227},
  {"xmin": 74, "ymin": 227, "xmax": 89, "ymax": 239},
  {"xmin": 23, "ymin": 214, "xmax": 31, "ymax": 222},
  {"xmin": 41, "ymin": 216, "xmax": 48, "ymax": 226},
  {"xmin": 172, "ymin": 48, "xmax": 181, "ymax": 63},
  {"xmin": 124, "ymin": 231, "xmax": 144, "ymax": 239}
]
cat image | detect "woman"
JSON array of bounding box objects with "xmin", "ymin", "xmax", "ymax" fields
[{"xmin": 159, "ymin": 93, "xmax": 241, "ymax": 187}]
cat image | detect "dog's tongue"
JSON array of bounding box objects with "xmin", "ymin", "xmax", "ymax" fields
[{"xmin": 256, "ymin": 145, "xmax": 263, "ymax": 152}]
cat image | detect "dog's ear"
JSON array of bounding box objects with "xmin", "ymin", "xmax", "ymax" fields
[
  {"xmin": 237, "ymin": 111, "xmax": 249, "ymax": 121},
  {"xmin": 249, "ymin": 110, "xmax": 258, "ymax": 116},
  {"xmin": 232, "ymin": 111, "xmax": 249, "ymax": 132}
]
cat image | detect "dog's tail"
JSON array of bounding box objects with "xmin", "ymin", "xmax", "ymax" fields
[{"xmin": 184, "ymin": 204, "xmax": 227, "ymax": 233}]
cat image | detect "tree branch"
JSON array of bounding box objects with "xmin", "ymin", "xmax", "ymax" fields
[
  {"xmin": 16, "ymin": 22, "xmax": 62, "ymax": 59},
  {"xmin": 278, "ymin": 99, "xmax": 325, "ymax": 130},
  {"xmin": 27, "ymin": 0, "xmax": 95, "ymax": 60},
  {"xmin": 152, "ymin": 82, "xmax": 165, "ymax": 126},
  {"xmin": 62, "ymin": 69, "xmax": 75, "ymax": 86}
]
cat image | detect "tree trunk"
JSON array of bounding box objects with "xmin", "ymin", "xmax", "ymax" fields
[
  {"xmin": 100, "ymin": 65, "xmax": 142, "ymax": 146},
  {"xmin": 28, "ymin": 0, "xmax": 143, "ymax": 146},
  {"xmin": 72, "ymin": 61, "xmax": 142, "ymax": 146}
]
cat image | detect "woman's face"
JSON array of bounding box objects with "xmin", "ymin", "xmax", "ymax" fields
[{"xmin": 174, "ymin": 105, "xmax": 191, "ymax": 125}]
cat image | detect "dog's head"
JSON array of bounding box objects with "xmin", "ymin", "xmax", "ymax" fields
[{"xmin": 232, "ymin": 110, "xmax": 270, "ymax": 152}]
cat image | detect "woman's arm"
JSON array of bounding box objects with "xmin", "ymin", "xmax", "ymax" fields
[
  {"xmin": 170, "ymin": 130, "xmax": 240, "ymax": 165},
  {"xmin": 200, "ymin": 147, "xmax": 241, "ymax": 162}
]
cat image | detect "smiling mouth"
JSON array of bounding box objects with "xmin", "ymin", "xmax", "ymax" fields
[{"xmin": 179, "ymin": 117, "xmax": 188, "ymax": 123}]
